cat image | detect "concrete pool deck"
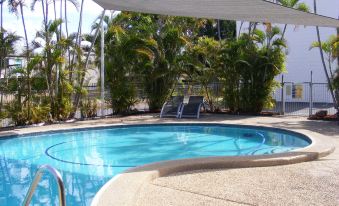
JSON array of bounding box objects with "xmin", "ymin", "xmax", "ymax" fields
[{"xmin": 1, "ymin": 114, "xmax": 338, "ymax": 205}]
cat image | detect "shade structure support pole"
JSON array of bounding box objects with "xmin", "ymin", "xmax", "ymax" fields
[
  {"xmin": 100, "ymin": 11, "xmax": 105, "ymax": 117},
  {"xmin": 309, "ymin": 71, "xmax": 313, "ymax": 117},
  {"xmin": 281, "ymin": 75, "xmax": 285, "ymax": 115}
]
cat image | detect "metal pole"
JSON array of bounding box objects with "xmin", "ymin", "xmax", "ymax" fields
[
  {"xmin": 281, "ymin": 75, "xmax": 285, "ymax": 115},
  {"xmin": 337, "ymin": 16, "xmax": 339, "ymax": 68},
  {"xmin": 100, "ymin": 11, "xmax": 105, "ymax": 117},
  {"xmin": 309, "ymin": 71, "xmax": 313, "ymax": 116}
]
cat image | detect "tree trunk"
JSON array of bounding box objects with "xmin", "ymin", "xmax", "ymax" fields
[
  {"xmin": 64, "ymin": 0, "xmax": 72, "ymax": 82},
  {"xmin": 70, "ymin": 0, "xmax": 84, "ymax": 83},
  {"xmin": 41, "ymin": 0, "xmax": 46, "ymax": 26},
  {"xmin": 76, "ymin": 0, "xmax": 84, "ymax": 47},
  {"xmin": 238, "ymin": 21, "xmax": 244, "ymax": 38},
  {"xmin": 70, "ymin": 10, "xmax": 105, "ymax": 118},
  {"xmin": 217, "ymin": 19, "xmax": 221, "ymax": 41},
  {"xmin": 44, "ymin": 1, "xmax": 57, "ymax": 118},
  {"xmin": 281, "ymin": 24, "xmax": 287, "ymax": 40},
  {"xmin": 0, "ymin": 1, "xmax": 3, "ymax": 112},
  {"xmin": 1, "ymin": 1, "xmax": 3, "ymax": 30},
  {"xmin": 60, "ymin": 0, "xmax": 62, "ymax": 35},
  {"xmin": 53, "ymin": 0, "xmax": 57, "ymax": 21},
  {"xmin": 19, "ymin": 3, "xmax": 31, "ymax": 120}
]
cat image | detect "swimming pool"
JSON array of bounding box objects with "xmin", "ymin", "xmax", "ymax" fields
[{"xmin": 0, "ymin": 124, "xmax": 310, "ymax": 205}]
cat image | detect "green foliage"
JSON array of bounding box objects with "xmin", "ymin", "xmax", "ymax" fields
[
  {"xmin": 183, "ymin": 37, "xmax": 221, "ymax": 111},
  {"xmin": 80, "ymin": 98, "xmax": 98, "ymax": 118},
  {"xmin": 220, "ymin": 26, "xmax": 286, "ymax": 113},
  {"xmin": 278, "ymin": 0, "xmax": 310, "ymax": 12},
  {"xmin": 99, "ymin": 23, "xmax": 140, "ymax": 114},
  {"xmin": 1, "ymin": 10, "xmax": 288, "ymax": 126},
  {"xmin": 31, "ymin": 105, "xmax": 51, "ymax": 124},
  {"xmin": 198, "ymin": 19, "xmax": 236, "ymax": 40},
  {"xmin": 333, "ymin": 68, "xmax": 339, "ymax": 90},
  {"xmin": 58, "ymin": 97, "xmax": 73, "ymax": 120},
  {"xmin": 310, "ymin": 35, "xmax": 338, "ymax": 61},
  {"xmin": 6, "ymin": 103, "xmax": 28, "ymax": 126},
  {"xmin": 138, "ymin": 24, "xmax": 187, "ymax": 111},
  {"xmin": 108, "ymin": 79, "xmax": 138, "ymax": 115},
  {"xmin": 98, "ymin": 12, "xmax": 197, "ymax": 112},
  {"xmin": 5, "ymin": 97, "xmax": 50, "ymax": 125}
]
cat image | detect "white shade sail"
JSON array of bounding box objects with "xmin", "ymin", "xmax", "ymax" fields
[{"xmin": 93, "ymin": 0, "xmax": 339, "ymax": 28}]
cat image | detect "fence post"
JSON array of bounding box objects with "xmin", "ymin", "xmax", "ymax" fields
[
  {"xmin": 309, "ymin": 71, "xmax": 313, "ymax": 116},
  {"xmin": 281, "ymin": 75, "xmax": 285, "ymax": 115},
  {"xmin": 100, "ymin": 16, "xmax": 105, "ymax": 118}
]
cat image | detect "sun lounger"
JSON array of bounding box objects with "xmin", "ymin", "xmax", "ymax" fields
[
  {"xmin": 160, "ymin": 96, "xmax": 184, "ymax": 118},
  {"xmin": 180, "ymin": 96, "xmax": 204, "ymax": 119}
]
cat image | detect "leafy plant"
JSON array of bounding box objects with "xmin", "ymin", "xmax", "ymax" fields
[
  {"xmin": 183, "ymin": 37, "xmax": 221, "ymax": 111},
  {"xmin": 80, "ymin": 98, "xmax": 98, "ymax": 119},
  {"xmin": 31, "ymin": 105, "xmax": 51, "ymax": 124},
  {"xmin": 220, "ymin": 26, "xmax": 286, "ymax": 113}
]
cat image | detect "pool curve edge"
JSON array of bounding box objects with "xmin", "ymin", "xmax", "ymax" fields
[{"xmin": 89, "ymin": 123, "xmax": 334, "ymax": 206}]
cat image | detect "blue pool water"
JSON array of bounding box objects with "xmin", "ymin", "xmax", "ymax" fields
[{"xmin": 0, "ymin": 124, "xmax": 310, "ymax": 205}]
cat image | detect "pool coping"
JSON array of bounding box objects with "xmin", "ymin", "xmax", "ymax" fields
[
  {"xmin": 88, "ymin": 123, "xmax": 334, "ymax": 206},
  {"xmin": 0, "ymin": 121, "xmax": 335, "ymax": 206}
]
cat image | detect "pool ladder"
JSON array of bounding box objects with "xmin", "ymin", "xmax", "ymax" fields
[{"xmin": 23, "ymin": 165, "xmax": 66, "ymax": 206}]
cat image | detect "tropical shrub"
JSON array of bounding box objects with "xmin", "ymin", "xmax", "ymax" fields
[
  {"xmin": 80, "ymin": 98, "xmax": 98, "ymax": 118},
  {"xmin": 100, "ymin": 24, "xmax": 140, "ymax": 114},
  {"xmin": 108, "ymin": 79, "xmax": 138, "ymax": 115},
  {"xmin": 6, "ymin": 103, "xmax": 28, "ymax": 126},
  {"xmin": 220, "ymin": 26, "xmax": 286, "ymax": 113},
  {"xmin": 183, "ymin": 37, "xmax": 221, "ymax": 111},
  {"xmin": 134, "ymin": 16, "xmax": 188, "ymax": 111},
  {"xmin": 31, "ymin": 105, "xmax": 51, "ymax": 124},
  {"xmin": 219, "ymin": 39, "xmax": 243, "ymax": 111}
]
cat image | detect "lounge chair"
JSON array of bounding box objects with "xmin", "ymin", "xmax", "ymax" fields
[
  {"xmin": 180, "ymin": 96, "xmax": 204, "ymax": 119},
  {"xmin": 160, "ymin": 96, "xmax": 184, "ymax": 118}
]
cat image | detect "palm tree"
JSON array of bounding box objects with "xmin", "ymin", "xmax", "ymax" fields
[
  {"xmin": 99, "ymin": 24, "xmax": 140, "ymax": 114},
  {"xmin": 0, "ymin": 0, "xmax": 4, "ymax": 30},
  {"xmin": 277, "ymin": 0, "xmax": 310, "ymax": 39},
  {"xmin": 8, "ymin": 0, "xmax": 31, "ymax": 118},
  {"xmin": 8, "ymin": 0, "xmax": 29, "ymax": 55},
  {"xmin": 68, "ymin": 0, "xmax": 83, "ymax": 84},
  {"xmin": 310, "ymin": 35, "xmax": 339, "ymax": 78},
  {"xmin": 313, "ymin": 0, "xmax": 338, "ymax": 112},
  {"xmin": 183, "ymin": 37, "xmax": 220, "ymax": 111},
  {"xmin": 138, "ymin": 25, "xmax": 188, "ymax": 111},
  {"xmin": 32, "ymin": 19, "xmax": 74, "ymax": 119},
  {"xmin": 237, "ymin": 27, "xmax": 286, "ymax": 113}
]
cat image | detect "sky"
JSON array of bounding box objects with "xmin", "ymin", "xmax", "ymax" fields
[{"xmin": 2, "ymin": 0, "xmax": 104, "ymax": 51}]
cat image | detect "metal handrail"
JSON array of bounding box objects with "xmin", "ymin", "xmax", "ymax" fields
[{"xmin": 23, "ymin": 165, "xmax": 66, "ymax": 206}]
